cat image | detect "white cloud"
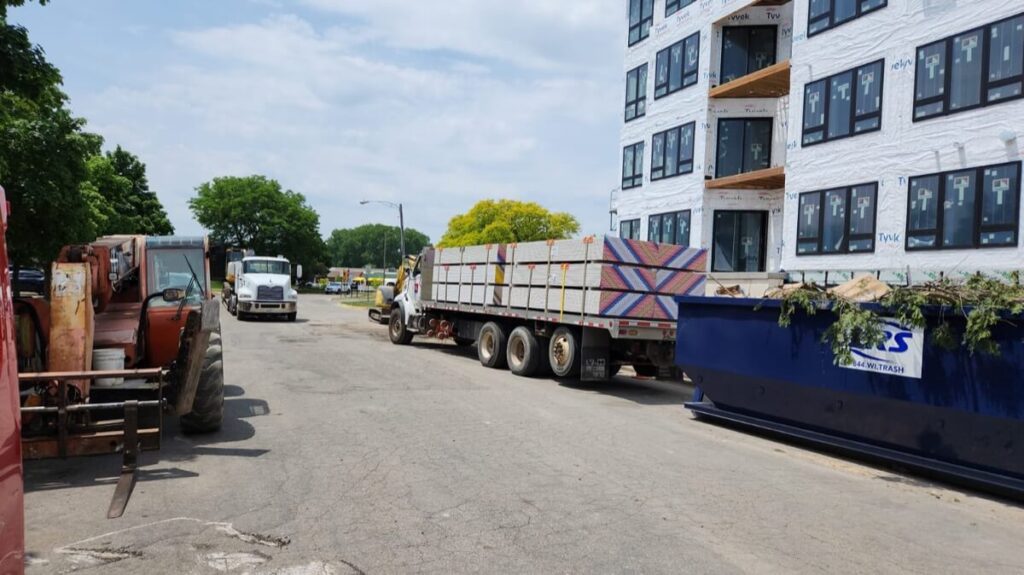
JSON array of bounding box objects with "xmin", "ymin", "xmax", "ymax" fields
[{"xmin": 71, "ymin": 6, "xmax": 623, "ymax": 242}]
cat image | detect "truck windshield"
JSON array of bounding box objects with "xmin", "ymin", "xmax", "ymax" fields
[
  {"xmin": 148, "ymin": 248, "xmax": 206, "ymax": 306},
  {"xmin": 244, "ymin": 260, "xmax": 290, "ymax": 275}
]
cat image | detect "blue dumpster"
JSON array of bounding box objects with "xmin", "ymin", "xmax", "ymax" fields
[{"xmin": 675, "ymin": 295, "xmax": 1024, "ymax": 499}]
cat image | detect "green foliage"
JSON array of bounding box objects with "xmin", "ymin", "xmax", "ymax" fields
[
  {"xmin": 775, "ymin": 275, "xmax": 1024, "ymax": 365},
  {"xmin": 82, "ymin": 147, "xmax": 174, "ymax": 236},
  {"xmin": 189, "ymin": 175, "xmax": 327, "ymax": 271},
  {"xmin": 326, "ymin": 224, "xmax": 430, "ymax": 268},
  {"xmin": 438, "ymin": 199, "xmax": 579, "ymax": 247}
]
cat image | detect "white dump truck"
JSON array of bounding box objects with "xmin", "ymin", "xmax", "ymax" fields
[
  {"xmin": 224, "ymin": 255, "xmax": 298, "ymax": 321},
  {"xmin": 386, "ymin": 236, "xmax": 707, "ymax": 381}
]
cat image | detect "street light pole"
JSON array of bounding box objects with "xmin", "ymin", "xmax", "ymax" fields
[{"xmin": 360, "ymin": 200, "xmax": 406, "ymax": 264}]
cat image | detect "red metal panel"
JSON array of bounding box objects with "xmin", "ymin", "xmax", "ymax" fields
[{"xmin": 0, "ymin": 186, "xmax": 25, "ymax": 574}]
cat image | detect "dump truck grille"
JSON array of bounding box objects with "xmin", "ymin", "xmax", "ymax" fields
[{"xmin": 257, "ymin": 286, "xmax": 284, "ymax": 301}]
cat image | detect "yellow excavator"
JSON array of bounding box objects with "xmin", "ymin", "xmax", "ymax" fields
[{"xmin": 368, "ymin": 255, "xmax": 417, "ymax": 324}]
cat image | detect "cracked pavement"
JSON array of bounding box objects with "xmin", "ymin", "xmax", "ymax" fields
[{"xmin": 23, "ymin": 295, "xmax": 1024, "ymax": 574}]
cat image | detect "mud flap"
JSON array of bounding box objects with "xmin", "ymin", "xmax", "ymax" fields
[{"xmin": 580, "ymin": 328, "xmax": 610, "ymax": 382}]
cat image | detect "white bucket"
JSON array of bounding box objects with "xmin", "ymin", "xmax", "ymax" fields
[{"xmin": 92, "ymin": 348, "xmax": 126, "ymax": 388}]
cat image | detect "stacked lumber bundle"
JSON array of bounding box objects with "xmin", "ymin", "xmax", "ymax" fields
[{"xmin": 428, "ymin": 236, "xmax": 706, "ymax": 321}]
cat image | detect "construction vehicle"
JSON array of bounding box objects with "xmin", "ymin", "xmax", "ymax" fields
[
  {"xmin": 385, "ymin": 237, "xmax": 706, "ymax": 380},
  {"xmin": 14, "ymin": 234, "xmax": 223, "ymax": 518},
  {"xmin": 0, "ymin": 186, "xmax": 25, "ymax": 573},
  {"xmin": 368, "ymin": 256, "xmax": 416, "ymax": 324},
  {"xmin": 223, "ymin": 255, "xmax": 298, "ymax": 321}
]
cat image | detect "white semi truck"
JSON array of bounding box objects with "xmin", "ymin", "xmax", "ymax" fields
[
  {"xmin": 224, "ymin": 255, "xmax": 298, "ymax": 321},
  {"xmin": 386, "ymin": 236, "xmax": 707, "ymax": 381}
]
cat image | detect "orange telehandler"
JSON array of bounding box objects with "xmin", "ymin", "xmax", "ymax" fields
[{"xmin": 14, "ymin": 234, "xmax": 223, "ymax": 517}]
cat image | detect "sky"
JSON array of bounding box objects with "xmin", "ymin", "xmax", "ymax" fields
[{"xmin": 10, "ymin": 0, "xmax": 626, "ymax": 243}]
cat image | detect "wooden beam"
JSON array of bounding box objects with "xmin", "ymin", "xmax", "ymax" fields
[
  {"xmin": 705, "ymin": 166, "xmax": 786, "ymax": 190},
  {"xmin": 709, "ymin": 60, "xmax": 791, "ymax": 99}
]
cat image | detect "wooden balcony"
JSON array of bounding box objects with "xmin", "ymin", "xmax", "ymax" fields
[
  {"xmin": 705, "ymin": 166, "xmax": 786, "ymax": 191},
  {"xmin": 709, "ymin": 60, "xmax": 791, "ymax": 99}
]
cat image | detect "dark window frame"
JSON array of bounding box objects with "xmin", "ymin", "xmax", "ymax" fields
[
  {"xmin": 905, "ymin": 161, "xmax": 1022, "ymax": 251},
  {"xmin": 651, "ymin": 122, "xmax": 696, "ymax": 181},
  {"xmin": 719, "ymin": 25, "xmax": 778, "ymax": 85},
  {"xmin": 654, "ymin": 31, "xmax": 701, "ymax": 99},
  {"xmin": 647, "ymin": 210, "xmax": 692, "ymax": 246},
  {"xmin": 622, "ymin": 141, "xmax": 645, "ymax": 190},
  {"xmin": 714, "ymin": 117, "xmax": 773, "ymax": 179},
  {"xmin": 711, "ymin": 210, "xmax": 769, "ymax": 273},
  {"xmin": 625, "ymin": 64, "xmax": 648, "ymax": 123},
  {"xmin": 620, "ymin": 218, "xmax": 641, "ymax": 240},
  {"xmin": 628, "ymin": 0, "xmax": 655, "ymax": 47},
  {"xmin": 808, "ymin": 0, "xmax": 887, "ymax": 38},
  {"xmin": 666, "ymin": 0, "xmax": 695, "ymax": 17},
  {"xmin": 912, "ymin": 12, "xmax": 1024, "ymax": 122},
  {"xmin": 801, "ymin": 59, "xmax": 885, "ymax": 147},
  {"xmin": 796, "ymin": 183, "xmax": 878, "ymax": 256}
]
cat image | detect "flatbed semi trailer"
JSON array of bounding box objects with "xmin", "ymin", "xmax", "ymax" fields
[{"xmin": 386, "ymin": 236, "xmax": 706, "ymax": 381}]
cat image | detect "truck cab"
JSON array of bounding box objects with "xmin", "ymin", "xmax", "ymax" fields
[{"xmin": 226, "ymin": 256, "xmax": 298, "ymax": 321}]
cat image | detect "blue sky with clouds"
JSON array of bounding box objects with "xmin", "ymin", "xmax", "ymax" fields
[{"xmin": 10, "ymin": 0, "xmax": 625, "ymax": 243}]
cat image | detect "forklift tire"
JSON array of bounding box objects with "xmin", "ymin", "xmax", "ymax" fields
[
  {"xmin": 180, "ymin": 332, "xmax": 224, "ymax": 434},
  {"xmin": 548, "ymin": 326, "xmax": 581, "ymax": 378},
  {"xmin": 507, "ymin": 327, "xmax": 542, "ymax": 377},
  {"xmin": 477, "ymin": 322, "xmax": 508, "ymax": 369},
  {"xmin": 389, "ymin": 308, "xmax": 414, "ymax": 345}
]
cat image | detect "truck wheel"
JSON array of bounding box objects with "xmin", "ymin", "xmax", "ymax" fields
[
  {"xmin": 507, "ymin": 327, "xmax": 542, "ymax": 377},
  {"xmin": 389, "ymin": 308, "xmax": 414, "ymax": 345},
  {"xmin": 634, "ymin": 364, "xmax": 658, "ymax": 378},
  {"xmin": 228, "ymin": 295, "xmax": 238, "ymax": 316},
  {"xmin": 477, "ymin": 322, "xmax": 508, "ymax": 369},
  {"xmin": 548, "ymin": 326, "xmax": 580, "ymax": 378},
  {"xmin": 180, "ymin": 332, "xmax": 224, "ymax": 434}
]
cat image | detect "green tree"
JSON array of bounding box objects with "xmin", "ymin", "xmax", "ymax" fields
[
  {"xmin": 189, "ymin": 175, "xmax": 327, "ymax": 271},
  {"xmin": 0, "ymin": 11, "xmax": 98, "ymax": 267},
  {"xmin": 326, "ymin": 224, "xmax": 430, "ymax": 268},
  {"xmin": 438, "ymin": 199, "xmax": 579, "ymax": 247},
  {"xmin": 82, "ymin": 146, "xmax": 174, "ymax": 236}
]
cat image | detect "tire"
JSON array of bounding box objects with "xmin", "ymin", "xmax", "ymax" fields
[
  {"xmin": 634, "ymin": 364, "xmax": 658, "ymax": 378},
  {"xmin": 228, "ymin": 295, "xmax": 238, "ymax": 317},
  {"xmin": 507, "ymin": 327, "xmax": 542, "ymax": 377},
  {"xmin": 389, "ymin": 308, "xmax": 414, "ymax": 345},
  {"xmin": 477, "ymin": 322, "xmax": 508, "ymax": 369},
  {"xmin": 453, "ymin": 336, "xmax": 474, "ymax": 347},
  {"xmin": 180, "ymin": 332, "xmax": 225, "ymax": 434},
  {"xmin": 286, "ymin": 312, "xmax": 297, "ymax": 322},
  {"xmin": 548, "ymin": 326, "xmax": 581, "ymax": 378}
]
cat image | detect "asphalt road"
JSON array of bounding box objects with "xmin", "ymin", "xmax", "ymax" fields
[{"xmin": 23, "ymin": 294, "xmax": 1024, "ymax": 574}]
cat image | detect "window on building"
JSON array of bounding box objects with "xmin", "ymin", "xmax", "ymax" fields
[
  {"xmin": 622, "ymin": 142, "xmax": 645, "ymax": 190},
  {"xmin": 712, "ymin": 211, "xmax": 768, "ymax": 272},
  {"xmin": 720, "ymin": 26, "xmax": 777, "ymax": 84},
  {"xmin": 802, "ymin": 60, "xmax": 883, "ymax": 146},
  {"xmin": 647, "ymin": 211, "xmax": 691, "ymax": 246},
  {"xmin": 913, "ymin": 14, "xmax": 1024, "ymax": 121},
  {"xmin": 715, "ymin": 118, "xmax": 772, "ymax": 178},
  {"xmin": 651, "ymin": 122, "xmax": 695, "ymax": 180},
  {"xmin": 625, "ymin": 64, "xmax": 648, "ymax": 122},
  {"xmin": 808, "ymin": 0, "xmax": 887, "ymax": 37},
  {"xmin": 620, "ymin": 218, "xmax": 641, "ymax": 240},
  {"xmin": 796, "ymin": 183, "xmax": 877, "ymax": 255},
  {"xmin": 655, "ymin": 31, "xmax": 700, "ymax": 99},
  {"xmin": 906, "ymin": 162, "xmax": 1021, "ymax": 250},
  {"xmin": 666, "ymin": 0, "xmax": 695, "ymax": 17},
  {"xmin": 628, "ymin": 0, "xmax": 654, "ymax": 47}
]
